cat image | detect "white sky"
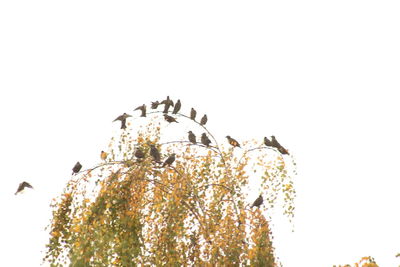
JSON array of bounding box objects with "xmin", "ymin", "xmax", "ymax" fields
[{"xmin": 1, "ymin": 1, "xmax": 400, "ymax": 266}]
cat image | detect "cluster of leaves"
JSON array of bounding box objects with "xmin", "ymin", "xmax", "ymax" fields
[
  {"xmin": 44, "ymin": 108, "xmax": 296, "ymax": 266},
  {"xmin": 334, "ymin": 256, "xmax": 379, "ymax": 267}
]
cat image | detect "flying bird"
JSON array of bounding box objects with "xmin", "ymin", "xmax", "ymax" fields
[
  {"xmin": 164, "ymin": 114, "xmax": 178, "ymax": 123},
  {"xmin": 226, "ymin": 136, "xmax": 241, "ymax": 148},
  {"xmin": 15, "ymin": 181, "xmax": 33, "ymax": 195},
  {"xmin": 271, "ymin": 136, "xmax": 289, "ymax": 155},
  {"xmin": 149, "ymin": 144, "xmax": 161, "ymax": 163},
  {"xmin": 113, "ymin": 113, "xmax": 132, "ymax": 129},
  {"xmin": 251, "ymin": 194, "xmax": 263, "ymax": 208},
  {"xmin": 72, "ymin": 161, "xmax": 82, "ymax": 175},
  {"xmin": 190, "ymin": 108, "xmax": 197, "ymax": 121},
  {"xmin": 188, "ymin": 131, "xmax": 196, "ymax": 144},
  {"xmin": 134, "ymin": 147, "xmax": 145, "ymax": 160},
  {"xmin": 100, "ymin": 151, "xmax": 108, "ymax": 161},
  {"xmin": 172, "ymin": 99, "xmax": 181, "ymax": 114},
  {"xmin": 200, "ymin": 114, "xmax": 207, "ymax": 126},
  {"xmin": 134, "ymin": 104, "xmax": 147, "ymax": 117},
  {"xmin": 162, "ymin": 153, "xmax": 176, "ymax": 167},
  {"xmin": 151, "ymin": 101, "xmax": 160, "ymax": 109},
  {"xmin": 201, "ymin": 133, "xmax": 211, "ymax": 147}
]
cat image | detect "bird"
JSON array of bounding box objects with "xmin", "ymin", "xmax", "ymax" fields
[
  {"xmin": 134, "ymin": 147, "xmax": 145, "ymax": 160},
  {"xmin": 271, "ymin": 136, "xmax": 289, "ymax": 155},
  {"xmin": 149, "ymin": 144, "xmax": 161, "ymax": 163},
  {"xmin": 72, "ymin": 161, "xmax": 82, "ymax": 175},
  {"xmin": 151, "ymin": 101, "xmax": 160, "ymax": 109},
  {"xmin": 15, "ymin": 181, "xmax": 33, "ymax": 195},
  {"xmin": 172, "ymin": 99, "xmax": 181, "ymax": 114},
  {"xmin": 201, "ymin": 133, "xmax": 211, "ymax": 147},
  {"xmin": 226, "ymin": 135, "xmax": 241, "ymax": 148},
  {"xmin": 190, "ymin": 108, "xmax": 197, "ymax": 121},
  {"xmin": 200, "ymin": 114, "xmax": 207, "ymax": 126},
  {"xmin": 100, "ymin": 151, "xmax": 107, "ymax": 161},
  {"xmin": 164, "ymin": 114, "xmax": 178, "ymax": 123},
  {"xmin": 251, "ymin": 194, "xmax": 263, "ymax": 208},
  {"xmin": 161, "ymin": 96, "xmax": 174, "ymax": 113},
  {"xmin": 162, "ymin": 153, "xmax": 176, "ymax": 167},
  {"xmin": 264, "ymin": 137, "xmax": 273, "ymax": 147},
  {"xmin": 113, "ymin": 113, "xmax": 132, "ymax": 129},
  {"xmin": 188, "ymin": 131, "xmax": 196, "ymax": 144},
  {"xmin": 134, "ymin": 104, "xmax": 147, "ymax": 117}
]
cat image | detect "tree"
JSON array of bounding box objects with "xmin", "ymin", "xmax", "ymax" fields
[{"xmin": 43, "ymin": 100, "xmax": 297, "ymax": 266}]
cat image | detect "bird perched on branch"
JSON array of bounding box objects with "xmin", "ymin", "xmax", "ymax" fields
[
  {"xmin": 100, "ymin": 151, "xmax": 107, "ymax": 161},
  {"xmin": 190, "ymin": 108, "xmax": 197, "ymax": 121},
  {"xmin": 149, "ymin": 144, "xmax": 161, "ymax": 163},
  {"xmin": 226, "ymin": 135, "xmax": 241, "ymax": 148},
  {"xmin": 134, "ymin": 104, "xmax": 147, "ymax": 117},
  {"xmin": 251, "ymin": 194, "xmax": 263, "ymax": 208},
  {"xmin": 15, "ymin": 181, "xmax": 33, "ymax": 195},
  {"xmin": 172, "ymin": 99, "xmax": 181, "ymax": 114},
  {"xmin": 72, "ymin": 161, "xmax": 82, "ymax": 175},
  {"xmin": 113, "ymin": 113, "xmax": 132, "ymax": 129},
  {"xmin": 151, "ymin": 101, "xmax": 160, "ymax": 109},
  {"xmin": 264, "ymin": 136, "xmax": 273, "ymax": 147},
  {"xmin": 162, "ymin": 153, "xmax": 176, "ymax": 167},
  {"xmin": 164, "ymin": 114, "xmax": 178, "ymax": 123},
  {"xmin": 201, "ymin": 133, "xmax": 211, "ymax": 147},
  {"xmin": 134, "ymin": 147, "xmax": 145, "ymax": 160},
  {"xmin": 200, "ymin": 114, "xmax": 207, "ymax": 126},
  {"xmin": 271, "ymin": 136, "xmax": 289, "ymax": 155},
  {"xmin": 161, "ymin": 96, "xmax": 174, "ymax": 113},
  {"xmin": 188, "ymin": 131, "xmax": 196, "ymax": 144}
]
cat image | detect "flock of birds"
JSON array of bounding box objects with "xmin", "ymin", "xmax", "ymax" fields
[{"xmin": 15, "ymin": 96, "xmax": 290, "ymax": 209}]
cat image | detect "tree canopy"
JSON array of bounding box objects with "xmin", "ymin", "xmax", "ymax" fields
[{"xmin": 44, "ymin": 99, "xmax": 296, "ymax": 266}]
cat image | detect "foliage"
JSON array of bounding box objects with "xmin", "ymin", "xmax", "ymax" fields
[
  {"xmin": 334, "ymin": 256, "xmax": 379, "ymax": 267},
  {"xmin": 43, "ymin": 103, "xmax": 296, "ymax": 266}
]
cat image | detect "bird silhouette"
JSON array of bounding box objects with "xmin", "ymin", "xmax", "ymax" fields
[
  {"xmin": 251, "ymin": 194, "xmax": 263, "ymax": 208},
  {"xmin": 15, "ymin": 181, "xmax": 33, "ymax": 195},
  {"xmin": 162, "ymin": 153, "xmax": 176, "ymax": 167},
  {"xmin": 164, "ymin": 114, "xmax": 178, "ymax": 123},
  {"xmin": 271, "ymin": 136, "xmax": 289, "ymax": 155},
  {"xmin": 134, "ymin": 147, "xmax": 145, "ymax": 160},
  {"xmin": 100, "ymin": 151, "xmax": 107, "ymax": 161},
  {"xmin": 72, "ymin": 161, "xmax": 82, "ymax": 175},
  {"xmin": 172, "ymin": 99, "xmax": 181, "ymax": 114},
  {"xmin": 188, "ymin": 131, "xmax": 196, "ymax": 144},
  {"xmin": 134, "ymin": 104, "xmax": 147, "ymax": 117},
  {"xmin": 151, "ymin": 101, "xmax": 160, "ymax": 109},
  {"xmin": 201, "ymin": 133, "xmax": 211, "ymax": 147},
  {"xmin": 200, "ymin": 114, "xmax": 207, "ymax": 126},
  {"xmin": 264, "ymin": 137, "xmax": 273, "ymax": 147},
  {"xmin": 190, "ymin": 108, "xmax": 197, "ymax": 121},
  {"xmin": 226, "ymin": 136, "xmax": 241, "ymax": 148},
  {"xmin": 113, "ymin": 113, "xmax": 132, "ymax": 129},
  {"xmin": 149, "ymin": 144, "xmax": 161, "ymax": 163},
  {"xmin": 161, "ymin": 96, "xmax": 174, "ymax": 113}
]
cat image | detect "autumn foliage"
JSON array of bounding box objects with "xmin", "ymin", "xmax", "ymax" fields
[{"xmin": 44, "ymin": 102, "xmax": 296, "ymax": 266}]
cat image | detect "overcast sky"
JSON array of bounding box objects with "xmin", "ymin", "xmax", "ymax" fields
[{"xmin": 1, "ymin": 1, "xmax": 400, "ymax": 266}]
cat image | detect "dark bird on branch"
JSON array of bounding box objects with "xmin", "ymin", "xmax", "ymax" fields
[
  {"xmin": 271, "ymin": 136, "xmax": 290, "ymax": 155},
  {"xmin": 200, "ymin": 114, "xmax": 208, "ymax": 126},
  {"xmin": 190, "ymin": 108, "xmax": 197, "ymax": 121},
  {"xmin": 134, "ymin": 104, "xmax": 147, "ymax": 117},
  {"xmin": 15, "ymin": 181, "xmax": 33, "ymax": 195},
  {"xmin": 188, "ymin": 131, "xmax": 196, "ymax": 144},
  {"xmin": 134, "ymin": 147, "xmax": 145, "ymax": 160},
  {"xmin": 151, "ymin": 101, "xmax": 160, "ymax": 109},
  {"xmin": 172, "ymin": 99, "xmax": 181, "ymax": 114},
  {"xmin": 201, "ymin": 133, "xmax": 211, "ymax": 147},
  {"xmin": 264, "ymin": 137, "xmax": 273, "ymax": 147},
  {"xmin": 113, "ymin": 113, "xmax": 132, "ymax": 129},
  {"xmin": 226, "ymin": 135, "xmax": 241, "ymax": 148},
  {"xmin": 149, "ymin": 144, "xmax": 161, "ymax": 163},
  {"xmin": 72, "ymin": 161, "xmax": 82, "ymax": 175},
  {"xmin": 162, "ymin": 153, "xmax": 176, "ymax": 167},
  {"xmin": 251, "ymin": 194, "xmax": 263, "ymax": 208},
  {"xmin": 164, "ymin": 114, "xmax": 178, "ymax": 123},
  {"xmin": 161, "ymin": 96, "xmax": 174, "ymax": 113}
]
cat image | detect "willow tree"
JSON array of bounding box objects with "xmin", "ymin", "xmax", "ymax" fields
[{"xmin": 44, "ymin": 99, "xmax": 296, "ymax": 266}]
